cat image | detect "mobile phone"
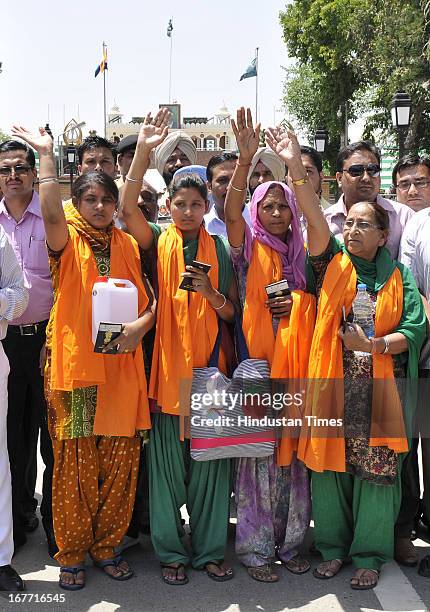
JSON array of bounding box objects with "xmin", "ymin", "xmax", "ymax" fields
[
  {"xmin": 179, "ymin": 260, "xmax": 212, "ymax": 292},
  {"xmin": 265, "ymin": 280, "xmax": 291, "ymax": 299}
]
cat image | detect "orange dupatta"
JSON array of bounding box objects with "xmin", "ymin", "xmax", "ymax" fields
[
  {"xmin": 242, "ymin": 241, "xmax": 316, "ymax": 465},
  {"xmin": 297, "ymin": 251, "xmax": 406, "ymax": 473},
  {"xmin": 149, "ymin": 224, "xmax": 221, "ymax": 416},
  {"xmin": 49, "ymin": 223, "xmax": 150, "ymax": 437}
]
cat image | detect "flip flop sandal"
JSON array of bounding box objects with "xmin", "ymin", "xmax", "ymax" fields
[
  {"xmin": 160, "ymin": 563, "xmax": 189, "ymax": 586},
  {"xmin": 277, "ymin": 552, "xmax": 311, "ymax": 574},
  {"xmin": 94, "ymin": 555, "xmax": 134, "ymax": 581},
  {"xmin": 247, "ymin": 564, "xmax": 279, "ymax": 583},
  {"xmin": 313, "ymin": 559, "xmax": 345, "ymax": 579},
  {"xmin": 350, "ymin": 568, "xmax": 379, "ymax": 590},
  {"xmin": 59, "ymin": 566, "xmax": 86, "ymax": 591},
  {"xmin": 204, "ymin": 561, "xmax": 234, "ymax": 582}
]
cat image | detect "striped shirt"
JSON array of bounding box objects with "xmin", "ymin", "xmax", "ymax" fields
[{"xmin": 0, "ymin": 224, "xmax": 29, "ymax": 339}]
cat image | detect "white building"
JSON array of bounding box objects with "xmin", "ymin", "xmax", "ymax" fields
[{"xmin": 106, "ymin": 102, "xmax": 237, "ymax": 153}]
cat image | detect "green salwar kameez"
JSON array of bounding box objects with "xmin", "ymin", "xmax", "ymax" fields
[{"xmin": 148, "ymin": 229, "xmax": 234, "ymax": 568}]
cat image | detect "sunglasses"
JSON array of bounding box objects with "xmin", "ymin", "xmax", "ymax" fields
[
  {"xmin": 342, "ymin": 163, "xmax": 381, "ymax": 178},
  {"xmin": 0, "ymin": 165, "xmax": 32, "ymax": 177}
]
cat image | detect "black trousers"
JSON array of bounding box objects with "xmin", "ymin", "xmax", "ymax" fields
[
  {"xmin": 3, "ymin": 322, "xmax": 54, "ymax": 543},
  {"xmin": 395, "ymin": 371, "xmax": 430, "ymax": 538}
]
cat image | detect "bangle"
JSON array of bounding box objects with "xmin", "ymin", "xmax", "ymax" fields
[
  {"xmin": 126, "ymin": 175, "xmax": 142, "ymax": 183},
  {"xmin": 382, "ymin": 336, "xmax": 390, "ymax": 354},
  {"xmin": 38, "ymin": 177, "xmax": 58, "ymax": 184},
  {"xmin": 212, "ymin": 291, "xmax": 227, "ymax": 310},
  {"xmin": 236, "ymin": 161, "xmax": 252, "ymax": 167},
  {"xmin": 229, "ymin": 184, "xmax": 246, "ymax": 193},
  {"xmin": 291, "ymin": 175, "xmax": 309, "ymax": 186}
]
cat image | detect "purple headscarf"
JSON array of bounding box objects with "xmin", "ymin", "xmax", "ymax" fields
[{"xmin": 244, "ymin": 181, "xmax": 306, "ymax": 290}]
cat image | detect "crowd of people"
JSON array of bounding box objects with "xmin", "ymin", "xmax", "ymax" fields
[{"xmin": 0, "ymin": 105, "xmax": 429, "ymax": 595}]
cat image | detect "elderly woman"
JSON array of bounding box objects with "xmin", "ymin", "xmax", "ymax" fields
[
  {"xmin": 225, "ymin": 108, "xmax": 315, "ymax": 583},
  {"xmin": 12, "ymin": 126, "xmax": 155, "ymax": 591},
  {"xmin": 266, "ymin": 126, "xmax": 426, "ymax": 590}
]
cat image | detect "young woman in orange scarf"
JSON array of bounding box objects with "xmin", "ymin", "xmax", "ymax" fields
[
  {"xmin": 225, "ymin": 108, "xmax": 316, "ymax": 583},
  {"xmin": 120, "ymin": 110, "xmax": 239, "ymax": 585},
  {"xmin": 12, "ymin": 126, "xmax": 155, "ymax": 591},
  {"xmin": 265, "ymin": 126, "xmax": 426, "ymax": 589}
]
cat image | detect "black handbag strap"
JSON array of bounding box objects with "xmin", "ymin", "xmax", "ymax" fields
[{"xmin": 208, "ymin": 312, "xmax": 250, "ymax": 368}]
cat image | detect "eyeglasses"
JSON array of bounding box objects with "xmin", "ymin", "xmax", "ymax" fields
[
  {"xmin": 342, "ymin": 163, "xmax": 381, "ymax": 178},
  {"xmin": 0, "ymin": 165, "xmax": 32, "ymax": 177},
  {"xmin": 397, "ymin": 179, "xmax": 430, "ymax": 191},
  {"xmin": 344, "ymin": 219, "xmax": 381, "ymax": 231}
]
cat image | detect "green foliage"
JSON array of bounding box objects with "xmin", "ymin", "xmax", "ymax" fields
[
  {"xmin": 0, "ymin": 129, "xmax": 10, "ymax": 143},
  {"xmin": 280, "ymin": 0, "xmax": 430, "ymax": 170}
]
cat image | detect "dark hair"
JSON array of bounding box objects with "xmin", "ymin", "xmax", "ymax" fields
[
  {"xmin": 0, "ymin": 140, "xmax": 36, "ymax": 168},
  {"xmin": 206, "ymin": 152, "xmax": 238, "ymax": 182},
  {"xmin": 300, "ymin": 146, "xmax": 323, "ymax": 173},
  {"xmin": 71, "ymin": 171, "xmax": 119, "ymax": 205},
  {"xmin": 391, "ymin": 154, "xmax": 430, "ymax": 187},
  {"xmin": 336, "ymin": 141, "xmax": 381, "ymax": 172},
  {"xmin": 77, "ymin": 136, "xmax": 116, "ymax": 165},
  {"xmin": 349, "ymin": 201, "xmax": 389, "ymax": 231},
  {"xmin": 169, "ymin": 174, "xmax": 208, "ymax": 201}
]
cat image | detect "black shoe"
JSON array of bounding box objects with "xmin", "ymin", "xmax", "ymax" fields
[
  {"xmin": 22, "ymin": 512, "xmax": 39, "ymax": 533},
  {"xmin": 0, "ymin": 566, "xmax": 25, "ymax": 591},
  {"xmin": 42, "ymin": 522, "xmax": 58, "ymax": 559}
]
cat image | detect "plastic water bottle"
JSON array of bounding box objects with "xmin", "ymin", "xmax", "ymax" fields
[{"xmin": 351, "ymin": 283, "xmax": 374, "ymax": 356}]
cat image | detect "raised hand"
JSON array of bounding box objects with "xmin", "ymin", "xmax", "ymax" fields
[
  {"xmin": 265, "ymin": 126, "xmax": 302, "ymax": 167},
  {"xmin": 136, "ymin": 108, "xmax": 171, "ymax": 151},
  {"xmin": 231, "ymin": 107, "xmax": 261, "ymax": 162},
  {"xmin": 11, "ymin": 125, "xmax": 53, "ymax": 153}
]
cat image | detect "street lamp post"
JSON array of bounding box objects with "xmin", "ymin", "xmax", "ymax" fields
[
  {"xmin": 391, "ymin": 90, "xmax": 412, "ymax": 159},
  {"xmin": 314, "ymin": 128, "xmax": 329, "ymax": 154},
  {"xmin": 67, "ymin": 146, "xmax": 76, "ymax": 197}
]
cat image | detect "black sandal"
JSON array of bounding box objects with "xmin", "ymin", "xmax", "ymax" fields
[
  {"xmin": 204, "ymin": 561, "xmax": 233, "ymax": 582},
  {"xmin": 160, "ymin": 563, "xmax": 189, "ymax": 586},
  {"xmin": 59, "ymin": 566, "xmax": 86, "ymax": 591},
  {"xmin": 94, "ymin": 555, "xmax": 133, "ymax": 581}
]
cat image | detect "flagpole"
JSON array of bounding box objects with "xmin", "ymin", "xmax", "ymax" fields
[
  {"xmin": 168, "ymin": 20, "xmax": 173, "ymax": 103},
  {"xmin": 103, "ymin": 42, "xmax": 107, "ymax": 138},
  {"xmin": 255, "ymin": 47, "xmax": 259, "ymax": 123}
]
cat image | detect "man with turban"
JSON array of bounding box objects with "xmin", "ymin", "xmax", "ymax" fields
[
  {"xmin": 153, "ymin": 131, "xmax": 197, "ymax": 187},
  {"xmin": 248, "ymin": 147, "xmax": 286, "ymax": 195}
]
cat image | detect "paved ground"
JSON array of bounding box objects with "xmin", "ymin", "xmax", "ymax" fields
[{"xmin": 4, "ymin": 457, "xmax": 430, "ymax": 612}]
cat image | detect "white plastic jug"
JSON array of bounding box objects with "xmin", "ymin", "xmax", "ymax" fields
[{"xmin": 92, "ymin": 277, "xmax": 138, "ymax": 344}]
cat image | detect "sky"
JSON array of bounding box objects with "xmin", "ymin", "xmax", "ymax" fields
[{"xmin": 1, "ymin": 0, "xmax": 294, "ymax": 141}]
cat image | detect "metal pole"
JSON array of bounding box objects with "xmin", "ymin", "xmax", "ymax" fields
[
  {"xmin": 255, "ymin": 47, "xmax": 259, "ymax": 123},
  {"xmin": 69, "ymin": 158, "xmax": 74, "ymax": 198},
  {"xmin": 103, "ymin": 42, "xmax": 107, "ymax": 138},
  {"xmin": 168, "ymin": 29, "xmax": 173, "ymax": 103},
  {"xmin": 399, "ymin": 128, "xmax": 406, "ymax": 159}
]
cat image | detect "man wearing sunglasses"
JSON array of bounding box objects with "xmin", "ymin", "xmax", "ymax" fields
[
  {"xmin": 392, "ymin": 154, "xmax": 430, "ymax": 213},
  {"xmin": 324, "ymin": 141, "xmax": 413, "ymax": 258},
  {"xmin": 0, "ymin": 140, "xmax": 56, "ymax": 559}
]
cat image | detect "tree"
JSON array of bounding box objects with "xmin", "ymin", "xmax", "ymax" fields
[
  {"xmin": 0, "ymin": 129, "xmax": 10, "ymax": 143},
  {"xmin": 280, "ymin": 0, "xmax": 430, "ymax": 169}
]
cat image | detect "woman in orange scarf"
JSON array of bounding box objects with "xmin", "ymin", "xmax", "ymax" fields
[
  {"xmin": 225, "ymin": 108, "xmax": 316, "ymax": 583},
  {"xmin": 120, "ymin": 110, "xmax": 239, "ymax": 585},
  {"xmin": 12, "ymin": 127, "xmax": 155, "ymax": 591},
  {"xmin": 265, "ymin": 126, "xmax": 426, "ymax": 589}
]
